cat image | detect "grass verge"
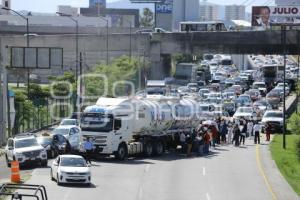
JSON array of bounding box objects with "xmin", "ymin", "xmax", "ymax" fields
[{"xmin": 270, "ymin": 134, "xmax": 300, "ymax": 196}]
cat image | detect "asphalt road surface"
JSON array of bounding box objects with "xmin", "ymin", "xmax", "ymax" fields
[{"xmin": 18, "ymin": 137, "xmax": 297, "ymax": 200}]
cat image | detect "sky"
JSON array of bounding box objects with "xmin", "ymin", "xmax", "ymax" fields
[{"xmin": 10, "ymin": 0, "xmax": 274, "ymax": 13}]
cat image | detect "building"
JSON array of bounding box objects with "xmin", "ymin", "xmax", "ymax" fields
[
  {"xmin": 156, "ymin": 0, "xmax": 200, "ymax": 31},
  {"xmin": 199, "ymin": 1, "xmax": 219, "ymax": 21},
  {"xmin": 275, "ymin": 0, "xmax": 300, "ymax": 5},
  {"xmin": 57, "ymin": 5, "xmax": 78, "ymax": 17},
  {"xmin": 80, "ymin": 7, "xmax": 138, "ymax": 27},
  {"xmin": 225, "ymin": 5, "xmax": 245, "ymax": 21},
  {"xmin": 89, "ymin": 0, "xmax": 106, "ymax": 9},
  {"xmin": 0, "ymin": 0, "xmax": 11, "ymax": 15}
]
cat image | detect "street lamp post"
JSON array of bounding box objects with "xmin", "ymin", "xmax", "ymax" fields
[
  {"xmin": 99, "ymin": 16, "xmax": 109, "ymax": 65},
  {"xmin": 57, "ymin": 12, "xmax": 79, "ymax": 112},
  {"xmin": 2, "ymin": 7, "xmax": 30, "ymax": 97}
]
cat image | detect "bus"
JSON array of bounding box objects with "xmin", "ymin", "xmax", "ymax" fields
[{"xmin": 179, "ymin": 21, "xmax": 227, "ymax": 32}]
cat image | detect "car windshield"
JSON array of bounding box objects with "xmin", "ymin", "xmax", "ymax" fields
[
  {"xmin": 239, "ymin": 96, "xmax": 250, "ymax": 101},
  {"xmin": 254, "ymin": 101, "xmax": 267, "ymax": 106},
  {"xmin": 53, "ymin": 128, "xmax": 70, "ymax": 135},
  {"xmin": 61, "ymin": 119, "xmax": 76, "ymax": 125},
  {"xmin": 265, "ymin": 112, "xmax": 283, "ymax": 118},
  {"xmin": 15, "ymin": 138, "xmax": 39, "ymax": 148},
  {"xmin": 60, "ymin": 157, "xmax": 87, "ymax": 167},
  {"xmin": 254, "ymin": 83, "xmax": 265, "ymax": 88},
  {"xmin": 36, "ymin": 137, "xmax": 52, "ymax": 146},
  {"xmin": 237, "ymin": 107, "xmax": 252, "ymax": 113}
]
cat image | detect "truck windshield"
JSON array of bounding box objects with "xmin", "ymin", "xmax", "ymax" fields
[{"xmin": 81, "ymin": 113, "xmax": 113, "ymax": 132}]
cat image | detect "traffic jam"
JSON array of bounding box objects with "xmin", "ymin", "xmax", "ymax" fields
[{"xmin": 3, "ymin": 54, "xmax": 298, "ymax": 186}]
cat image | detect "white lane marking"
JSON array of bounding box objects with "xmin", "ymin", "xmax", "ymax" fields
[
  {"xmin": 144, "ymin": 164, "xmax": 150, "ymax": 172},
  {"xmin": 202, "ymin": 167, "xmax": 206, "ymax": 176},
  {"xmin": 138, "ymin": 187, "xmax": 143, "ymax": 200},
  {"xmin": 206, "ymin": 193, "xmax": 211, "ymax": 200}
]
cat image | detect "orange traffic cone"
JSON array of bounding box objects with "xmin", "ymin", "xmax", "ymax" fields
[{"xmin": 11, "ymin": 161, "xmax": 21, "ymax": 183}]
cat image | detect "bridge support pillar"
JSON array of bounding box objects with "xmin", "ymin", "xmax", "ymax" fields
[{"xmin": 149, "ymin": 54, "xmax": 171, "ymax": 80}]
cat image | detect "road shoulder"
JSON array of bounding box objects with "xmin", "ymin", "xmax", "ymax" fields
[{"xmin": 260, "ymin": 141, "xmax": 300, "ymax": 200}]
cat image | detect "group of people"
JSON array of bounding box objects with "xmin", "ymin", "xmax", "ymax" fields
[{"xmin": 179, "ymin": 117, "xmax": 273, "ymax": 156}]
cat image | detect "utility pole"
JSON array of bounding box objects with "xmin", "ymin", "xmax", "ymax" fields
[
  {"xmin": 99, "ymin": 16, "xmax": 109, "ymax": 65},
  {"xmin": 282, "ymin": 25, "xmax": 287, "ymax": 149}
]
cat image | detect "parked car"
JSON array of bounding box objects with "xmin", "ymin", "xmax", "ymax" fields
[
  {"xmin": 252, "ymin": 82, "xmax": 267, "ymax": 95},
  {"xmin": 60, "ymin": 118, "xmax": 78, "ymax": 126},
  {"xmin": 36, "ymin": 133, "xmax": 70, "ymax": 158},
  {"xmin": 253, "ymin": 100, "xmax": 272, "ymax": 114},
  {"xmin": 52, "ymin": 126, "xmax": 81, "ymax": 151},
  {"xmin": 5, "ymin": 135, "xmax": 48, "ymax": 167},
  {"xmin": 198, "ymin": 88, "xmax": 210, "ymax": 99},
  {"xmin": 51, "ymin": 155, "xmax": 91, "ymax": 186},
  {"xmin": 244, "ymin": 89, "xmax": 261, "ymax": 102},
  {"xmin": 233, "ymin": 107, "xmax": 259, "ymax": 121},
  {"xmin": 187, "ymin": 83, "xmax": 198, "ymax": 92},
  {"xmin": 266, "ymin": 91, "xmax": 281, "ymax": 109},
  {"xmin": 236, "ymin": 94, "xmax": 252, "ymax": 107},
  {"xmin": 262, "ymin": 110, "xmax": 283, "ymax": 132}
]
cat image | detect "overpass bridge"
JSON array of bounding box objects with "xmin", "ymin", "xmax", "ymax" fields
[{"xmin": 1, "ymin": 30, "xmax": 299, "ymax": 80}]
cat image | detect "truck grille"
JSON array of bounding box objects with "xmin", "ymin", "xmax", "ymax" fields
[
  {"xmin": 23, "ymin": 150, "xmax": 40, "ymax": 158},
  {"xmin": 66, "ymin": 172, "xmax": 87, "ymax": 175}
]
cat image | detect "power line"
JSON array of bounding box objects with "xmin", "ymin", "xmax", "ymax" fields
[{"xmin": 246, "ymin": 0, "xmax": 256, "ymax": 7}]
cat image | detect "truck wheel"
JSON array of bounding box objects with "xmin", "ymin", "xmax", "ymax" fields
[
  {"xmin": 5, "ymin": 155, "xmax": 11, "ymax": 168},
  {"xmin": 144, "ymin": 142, "xmax": 153, "ymax": 157},
  {"xmin": 154, "ymin": 141, "xmax": 164, "ymax": 156},
  {"xmin": 115, "ymin": 144, "xmax": 128, "ymax": 160}
]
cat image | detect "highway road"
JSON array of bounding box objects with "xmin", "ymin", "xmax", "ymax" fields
[{"xmin": 18, "ymin": 137, "xmax": 298, "ymax": 200}]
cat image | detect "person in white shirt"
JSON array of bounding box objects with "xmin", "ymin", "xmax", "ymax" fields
[
  {"xmin": 253, "ymin": 122, "xmax": 261, "ymax": 144},
  {"xmin": 247, "ymin": 120, "xmax": 254, "ymax": 138}
]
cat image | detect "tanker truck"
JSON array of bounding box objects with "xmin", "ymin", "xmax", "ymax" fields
[{"xmin": 80, "ymin": 96, "xmax": 202, "ymax": 160}]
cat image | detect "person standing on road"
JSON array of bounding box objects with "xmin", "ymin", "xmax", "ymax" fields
[
  {"xmin": 265, "ymin": 123, "xmax": 271, "ymax": 142},
  {"xmin": 233, "ymin": 124, "xmax": 240, "ymax": 147},
  {"xmin": 180, "ymin": 132, "xmax": 186, "ymax": 153},
  {"xmin": 247, "ymin": 120, "xmax": 254, "ymax": 138},
  {"xmin": 83, "ymin": 137, "xmax": 93, "ymax": 164},
  {"xmin": 253, "ymin": 122, "xmax": 261, "ymax": 144},
  {"xmin": 220, "ymin": 119, "xmax": 228, "ymax": 144},
  {"xmin": 203, "ymin": 130, "xmax": 210, "ymax": 154},
  {"xmin": 186, "ymin": 134, "xmax": 193, "ymax": 156},
  {"xmin": 240, "ymin": 121, "xmax": 247, "ymax": 145}
]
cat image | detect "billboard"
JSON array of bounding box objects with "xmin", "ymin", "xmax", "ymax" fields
[
  {"xmin": 89, "ymin": 0, "xmax": 106, "ymax": 8},
  {"xmin": 155, "ymin": 0, "xmax": 173, "ymax": 14},
  {"xmin": 252, "ymin": 6, "xmax": 300, "ymax": 28}
]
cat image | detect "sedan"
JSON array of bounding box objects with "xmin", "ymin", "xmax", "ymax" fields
[
  {"xmin": 236, "ymin": 94, "xmax": 252, "ymax": 107},
  {"xmin": 36, "ymin": 133, "xmax": 69, "ymax": 158},
  {"xmin": 51, "ymin": 155, "xmax": 91, "ymax": 185},
  {"xmin": 233, "ymin": 107, "xmax": 259, "ymax": 121},
  {"xmin": 60, "ymin": 119, "xmax": 78, "ymax": 126},
  {"xmin": 244, "ymin": 89, "xmax": 261, "ymax": 102},
  {"xmin": 253, "ymin": 100, "xmax": 272, "ymax": 114},
  {"xmin": 266, "ymin": 92, "xmax": 281, "ymax": 109}
]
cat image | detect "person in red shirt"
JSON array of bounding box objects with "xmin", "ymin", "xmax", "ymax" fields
[{"xmin": 265, "ymin": 123, "xmax": 272, "ymax": 142}]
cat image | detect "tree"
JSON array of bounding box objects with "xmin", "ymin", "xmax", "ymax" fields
[
  {"xmin": 140, "ymin": 8, "xmax": 154, "ymax": 28},
  {"xmin": 84, "ymin": 56, "xmax": 142, "ymax": 98}
]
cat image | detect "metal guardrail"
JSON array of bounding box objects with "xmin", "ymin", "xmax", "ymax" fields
[{"xmin": 0, "ymin": 184, "xmax": 48, "ymax": 200}]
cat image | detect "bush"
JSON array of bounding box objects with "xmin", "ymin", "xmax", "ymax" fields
[{"xmin": 288, "ymin": 113, "xmax": 300, "ymax": 135}]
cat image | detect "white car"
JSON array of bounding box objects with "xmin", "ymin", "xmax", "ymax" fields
[
  {"xmin": 52, "ymin": 125, "xmax": 81, "ymax": 150},
  {"xmin": 275, "ymin": 83, "xmax": 290, "ymax": 94},
  {"xmin": 253, "ymin": 82, "xmax": 267, "ymax": 95},
  {"xmin": 60, "ymin": 119, "xmax": 78, "ymax": 126},
  {"xmin": 262, "ymin": 111, "xmax": 284, "ymax": 128},
  {"xmin": 233, "ymin": 107, "xmax": 259, "ymax": 121},
  {"xmin": 51, "ymin": 155, "xmax": 91, "ymax": 185},
  {"xmin": 5, "ymin": 135, "xmax": 48, "ymax": 167}
]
